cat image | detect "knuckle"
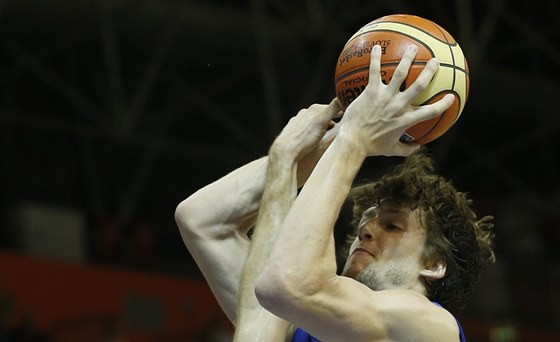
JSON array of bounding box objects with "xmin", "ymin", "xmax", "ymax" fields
[
  {"xmin": 412, "ymin": 76, "xmax": 430, "ymax": 90},
  {"xmin": 393, "ymin": 69, "xmax": 407, "ymax": 81}
]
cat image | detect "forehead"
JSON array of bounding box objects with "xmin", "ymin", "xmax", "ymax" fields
[
  {"xmin": 362, "ymin": 199, "xmax": 411, "ymax": 216},
  {"xmin": 378, "ymin": 199, "xmax": 407, "ymax": 212},
  {"xmin": 361, "ymin": 201, "xmax": 425, "ymax": 230}
]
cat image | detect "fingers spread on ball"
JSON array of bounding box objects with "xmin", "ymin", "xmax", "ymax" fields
[
  {"xmin": 367, "ymin": 45, "xmax": 383, "ymax": 86},
  {"xmin": 435, "ymin": 93, "xmax": 456, "ymax": 113},
  {"xmin": 407, "ymin": 93, "xmax": 455, "ymax": 127},
  {"xmin": 404, "ymin": 58, "xmax": 440, "ymax": 100},
  {"xmin": 388, "ymin": 45, "xmax": 418, "ymax": 93}
]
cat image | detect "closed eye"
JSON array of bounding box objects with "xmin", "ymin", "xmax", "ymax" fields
[
  {"xmin": 383, "ymin": 222, "xmax": 402, "ymax": 231},
  {"xmin": 379, "ymin": 211, "xmax": 406, "ymax": 231}
]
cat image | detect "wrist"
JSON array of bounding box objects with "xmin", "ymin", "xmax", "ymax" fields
[
  {"xmin": 335, "ymin": 125, "xmax": 368, "ymax": 161},
  {"xmin": 269, "ymin": 140, "xmax": 299, "ymax": 166}
]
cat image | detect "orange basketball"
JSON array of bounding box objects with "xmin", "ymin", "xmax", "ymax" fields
[{"xmin": 334, "ymin": 14, "xmax": 469, "ymax": 144}]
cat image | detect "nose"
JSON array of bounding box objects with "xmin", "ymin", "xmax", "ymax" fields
[
  {"xmin": 357, "ymin": 205, "xmax": 379, "ymax": 241},
  {"xmin": 358, "ymin": 220, "xmax": 375, "ymax": 241}
]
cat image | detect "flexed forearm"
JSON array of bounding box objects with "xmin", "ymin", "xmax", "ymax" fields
[
  {"xmin": 175, "ymin": 156, "xmax": 269, "ymax": 324},
  {"xmin": 234, "ymin": 146, "xmax": 297, "ymax": 340},
  {"xmin": 234, "ymin": 101, "xmax": 341, "ymax": 340}
]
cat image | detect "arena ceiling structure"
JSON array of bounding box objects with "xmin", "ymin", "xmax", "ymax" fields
[{"xmin": 0, "ymin": 0, "xmax": 559, "ymax": 333}]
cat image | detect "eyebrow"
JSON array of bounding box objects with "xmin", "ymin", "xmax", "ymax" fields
[{"xmin": 379, "ymin": 204, "xmax": 407, "ymax": 214}]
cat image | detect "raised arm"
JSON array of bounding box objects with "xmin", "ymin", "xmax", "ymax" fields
[
  {"xmin": 255, "ymin": 45, "xmax": 455, "ymax": 340},
  {"xmin": 234, "ymin": 101, "xmax": 342, "ymax": 341},
  {"xmin": 175, "ymin": 157, "xmax": 267, "ymax": 323},
  {"xmin": 175, "ymin": 103, "xmax": 341, "ymax": 327}
]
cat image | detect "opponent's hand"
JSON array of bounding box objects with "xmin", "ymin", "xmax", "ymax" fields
[
  {"xmin": 339, "ymin": 44, "xmax": 455, "ymax": 157},
  {"xmin": 270, "ymin": 99, "xmax": 342, "ymax": 185}
]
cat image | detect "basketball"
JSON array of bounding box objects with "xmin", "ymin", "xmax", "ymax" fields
[{"xmin": 334, "ymin": 14, "xmax": 469, "ymax": 144}]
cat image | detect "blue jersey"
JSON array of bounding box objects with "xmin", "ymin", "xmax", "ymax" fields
[
  {"xmin": 291, "ymin": 327, "xmax": 321, "ymax": 342},
  {"xmin": 291, "ymin": 302, "xmax": 466, "ymax": 342}
]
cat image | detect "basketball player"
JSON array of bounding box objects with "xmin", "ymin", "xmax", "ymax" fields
[{"xmin": 175, "ymin": 45, "xmax": 495, "ymax": 341}]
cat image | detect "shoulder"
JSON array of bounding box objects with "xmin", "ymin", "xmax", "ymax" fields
[
  {"xmin": 279, "ymin": 277, "xmax": 460, "ymax": 341},
  {"xmin": 375, "ymin": 290, "xmax": 460, "ymax": 341}
]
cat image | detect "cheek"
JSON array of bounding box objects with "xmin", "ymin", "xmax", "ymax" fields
[{"xmin": 393, "ymin": 236, "xmax": 426, "ymax": 260}]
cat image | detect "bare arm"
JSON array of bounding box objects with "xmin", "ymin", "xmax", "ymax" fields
[
  {"xmin": 233, "ymin": 149, "xmax": 296, "ymax": 341},
  {"xmin": 175, "ymin": 157, "xmax": 267, "ymax": 324},
  {"xmin": 175, "ymin": 103, "xmax": 341, "ymax": 327},
  {"xmin": 255, "ymin": 45, "xmax": 455, "ymax": 340},
  {"xmin": 234, "ymin": 101, "xmax": 342, "ymax": 341}
]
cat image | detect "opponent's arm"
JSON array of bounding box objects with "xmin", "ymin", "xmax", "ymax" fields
[
  {"xmin": 175, "ymin": 157, "xmax": 267, "ymax": 324},
  {"xmin": 255, "ymin": 45, "xmax": 455, "ymax": 340},
  {"xmin": 175, "ymin": 102, "xmax": 341, "ymax": 326},
  {"xmin": 232, "ymin": 146, "xmax": 297, "ymax": 341},
  {"xmin": 234, "ymin": 101, "xmax": 341, "ymax": 341}
]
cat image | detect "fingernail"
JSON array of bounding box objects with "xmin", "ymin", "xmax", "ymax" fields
[{"xmin": 409, "ymin": 45, "xmax": 417, "ymax": 53}]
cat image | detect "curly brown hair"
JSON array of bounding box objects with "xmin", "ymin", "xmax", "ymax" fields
[{"xmin": 347, "ymin": 149, "xmax": 495, "ymax": 315}]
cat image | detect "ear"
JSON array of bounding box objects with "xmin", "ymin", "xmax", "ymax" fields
[{"xmin": 419, "ymin": 261, "xmax": 446, "ymax": 281}]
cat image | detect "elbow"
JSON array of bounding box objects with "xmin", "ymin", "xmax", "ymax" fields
[
  {"xmin": 174, "ymin": 199, "xmax": 190, "ymax": 230},
  {"xmin": 255, "ymin": 263, "xmax": 337, "ymax": 321},
  {"xmin": 174, "ymin": 198, "xmax": 199, "ymax": 237},
  {"xmin": 254, "ymin": 269, "xmax": 289, "ymax": 314},
  {"xmin": 255, "ymin": 262, "xmax": 337, "ymax": 313},
  {"xmin": 254, "ymin": 266, "xmax": 305, "ymax": 315}
]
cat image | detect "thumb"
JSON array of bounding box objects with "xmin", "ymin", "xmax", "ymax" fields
[
  {"xmin": 325, "ymin": 97, "xmax": 343, "ymax": 120},
  {"xmin": 393, "ymin": 142, "xmax": 421, "ymax": 157},
  {"xmin": 322, "ymin": 123, "xmax": 339, "ymax": 146}
]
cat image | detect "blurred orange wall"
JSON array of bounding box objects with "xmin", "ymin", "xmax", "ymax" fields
[{"xmin": 0, "ymin": 252, "xmax": 230, "ymax": 341}]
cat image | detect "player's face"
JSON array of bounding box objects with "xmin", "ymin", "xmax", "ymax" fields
[{"xmin": 341, "ymin": 201, "xmax": 427, "ymax": 291}]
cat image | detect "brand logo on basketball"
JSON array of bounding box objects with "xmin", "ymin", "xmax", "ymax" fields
[{"xmin": 334, "ymin": 14, "xmax": 469, "ymax": 145}]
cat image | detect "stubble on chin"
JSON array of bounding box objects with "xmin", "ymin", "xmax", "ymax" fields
[
  {"xmin": 355, "ymin": 265, "xmax": 381, "ymax": 290},
  {"xmin": 354, "ymin": 262, "xmax": 407, "ymax": 291}
]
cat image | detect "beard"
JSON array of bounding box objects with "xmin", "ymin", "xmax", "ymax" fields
[{"xmin": 354, "ymin": 260, "xmax": 408, "ymax": 291}]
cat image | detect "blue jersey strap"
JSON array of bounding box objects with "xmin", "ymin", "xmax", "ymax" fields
[
  {"xmin": 291, "ymin": 303, "xmax": 467, "ymax": 342},
  {"xmin": 291, "ymin": 327, "xmax": 321, "ymax": 342}
]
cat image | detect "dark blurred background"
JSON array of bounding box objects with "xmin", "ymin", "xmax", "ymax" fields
[{"xmin": 0, "ymin": 0, "xmax": 559, "ymax": 341}]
